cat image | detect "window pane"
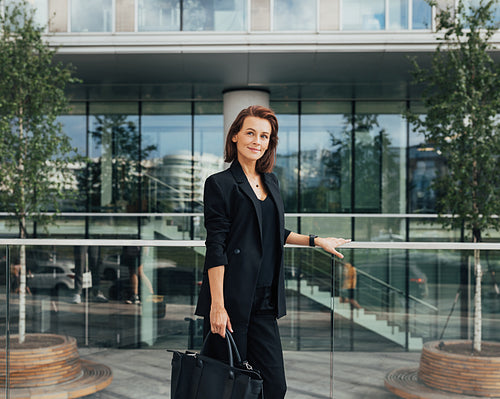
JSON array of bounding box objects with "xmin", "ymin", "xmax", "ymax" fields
[
  {"xmin": 354, "ymin": 102, "xmax": 406, "ymax": 213},
  {"xmin": 408, "ymin": 103, "xmax": 439, "ymax": 213},
  {"xmin": 29, "ymin": 0, "xmax": 48, "ymax": 27},
  {"xmin": 71, "ymin": 0, "xmax": 112, "ymax": 32},
  {"xmin": 464, "ymin": 0, "xmax": 500, "ymax": 24},
  {"xmin": 300, "ymin": 102, "xmax": 352, "ymax": 213},
  {"xmin": 412, "ymin": 0, "xmax": 432, "ymax": 29},
  {"xmin": 58, "ymin": 103, "xmax": 87, "ymax": 213},
  {"xmin": 138, "ymin": 0, "xmax": 180, "ymax": 31},
  {"xmin": 343, "ymin": 0, "xmax": 385, "ymax": 30},
  {"xmin": 182, "ymin": 0, "xmax": 246, "ymax": 31},
  {"xmin": 194, "ymin": 102, "xmax": 224, "ymax": 217},
  {"xmin": 274, "ymin": 0, "xmax": 317, "ymax": 31},
  {"xmin": 389, "ymin": 0, "xmax": 408, "ymax": 30},
  {"xmin": 88, "ymin": 103, "xmax": 140, "ymax": 213},
  {"xmin": 272, "ymin": 102, "xmax": 299, "ymax": 212},
  {"xmin": 142, "ymin": 103, "xmax": 192, "ymax": 213}
]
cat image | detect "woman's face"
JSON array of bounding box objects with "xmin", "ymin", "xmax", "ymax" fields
[{"xmin": 232, "ymin": 116, "xmax": 271, "ymax": 165}]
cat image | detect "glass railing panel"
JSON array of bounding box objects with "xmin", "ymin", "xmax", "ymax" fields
[
  {"xmin": 88, "ymin": 215, "xmax": 141, "ymax": 237},
  {"xmin": 142, "ymin": 215, "xmax": 201, "ymax": 241},
  {"xmin": 293, "ymin": 215, "xmax": 351, "ymax": 238},
  {"xmin": 353, "ymin": 216, "xmax": 406, "ymax": 241},
  {"xmin": 41, "ymin": 216, "xmax": 87, "ymax": 237},
  {"xmin": 408, "ymin": 217, "xmax": 462, "ymax": 241},
  {"xmin": 2, "ymin": 240, "xmax": 500, "ymax": 398}
]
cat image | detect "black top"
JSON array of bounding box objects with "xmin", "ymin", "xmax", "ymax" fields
[{"xmin": 257, "ymin": 195, "xmax": 280, "ymax": 288}]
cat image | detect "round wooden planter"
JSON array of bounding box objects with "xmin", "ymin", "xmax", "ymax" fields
[
  {"xmin": 0, "ymin": 334, "xmax": 82, "ymax": 388},
  {"xmin": 0, "ymin": 333, "xmax": 112, "ymax": 399},
  {"xmin": 419, "ymin": 340, "xmax": 500, "ymax": 397}
]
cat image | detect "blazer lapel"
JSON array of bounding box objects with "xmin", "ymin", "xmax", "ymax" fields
[{"xmin": 230, "ymin": 161, "xmax": 263, "ymax": 241}]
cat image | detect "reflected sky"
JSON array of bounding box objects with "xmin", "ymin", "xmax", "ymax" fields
[
  {"xmin": 71, "ymin": 0, "xmax": 112, "ymax": 32},
  {"xmin": 274, "ymin": 0, "xmax": 316, "ymax": 31}
]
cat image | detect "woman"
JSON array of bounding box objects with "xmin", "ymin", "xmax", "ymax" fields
[{"xmin": 195, "ymin": 105, "xmax": 350, "ymax": 398}]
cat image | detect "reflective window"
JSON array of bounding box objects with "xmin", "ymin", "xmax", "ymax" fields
[
  {"xmin": 300, "ymin": 102, "xmax": 351, "ymax": 213},
  {"xmin": 343, "ymin": 0, "xmax": 385, "ymax": 30},
  {"xmin": 408, "ymin": 104, "xmax": 439, "ymax": 214},
  {"xmin": 26, "ymin": 0, "xmax": 48, "ymax": 28},
  {"xmin": 141, "ymin": 103, "xmax": 191, "ymax": 213},
  {"xmin": 464, "ymin": 0, "xmax": 500, "ymax": 24},
  {"xmin": 182, "ymin": 0, "xmax": 246, "ymax": 31},
  {"xmin": 412, "ymin": 0, "xmax": 432, "ymax": 29},
  {"xmin": 88, "ymin": 103, "xmax": 140, "ymax": 213},
  {"xmin": 272, "ymin": 102, "xmax": 299, "ymax": 212},
  {"xmin": 138, "ymin": 0, "xmax": 180, "ymax": 31},
  {"xmin": 389, "ymin": 0, "xmax": 408, "ymax": 30},
  {"xmin": 58, "ymin": 103, "xmax": 87, "ymax": 213},
  {"xmin": 274, "ymin": 0, "xmax": 317, "ymax": 31},
  {"xmin": 354, "ymin": 102, "xmax": 406, "ymax": 213},
  {"xmin": 70, "ymin": 0, "xmax": 112, "ymax": 32},
  {"xmin": 193, "ymin": 102, "xmax": 224, "ymax": 217}
]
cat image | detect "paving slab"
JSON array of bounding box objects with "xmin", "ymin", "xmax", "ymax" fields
[{"xmin": 75, "ymin": 348, "xmax": 421, "ymax": 398}]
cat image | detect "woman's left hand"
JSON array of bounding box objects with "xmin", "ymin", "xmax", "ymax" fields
[{"xmin": 315, "ymin": 237, "xmax": 351, "ymax": 259}]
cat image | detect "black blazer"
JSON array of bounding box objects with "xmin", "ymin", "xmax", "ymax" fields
[{"xmin": 194, "ymin": 161, "xmax": 291, "ymax": 325}]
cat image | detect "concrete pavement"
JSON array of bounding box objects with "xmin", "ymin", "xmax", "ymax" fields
[{"xmin": 77, "ymin": 348, "xmax": 421, "ymax": 399}]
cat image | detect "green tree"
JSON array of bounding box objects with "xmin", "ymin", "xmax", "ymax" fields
[
  {"xmin": 408, "ymin": 0, "xmax": 500, "ymax": 352},
  {"xmin": 0, "ymin": 1, "xmax": 80, "ymax": 343}
]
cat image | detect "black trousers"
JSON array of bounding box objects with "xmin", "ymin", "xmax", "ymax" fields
[{"xmin": 203, "ymin": 287, "xmax": 287, "ymax": 399}]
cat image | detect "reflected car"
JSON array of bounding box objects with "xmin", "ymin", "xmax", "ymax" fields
[
  {"xmin": 100, "ymin": 254, "xmax": 129, "ymax": 281},
  {"xmin": 28, "ymin": 262, "xmax": 75, "ymax": 296}
]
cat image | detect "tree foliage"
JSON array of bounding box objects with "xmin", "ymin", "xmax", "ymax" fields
[
  {"xmin": 408, "ymin": 0, "xmax": 500, "ymax": 241},
  {"xmin": 0, "ymin": 0, "xmax": 80, "ymax": 235},
  {"xmin": 0, "ymin": 0, "xmax": 80, "ymax": 343}
]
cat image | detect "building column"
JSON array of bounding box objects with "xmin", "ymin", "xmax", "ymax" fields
[{"xmin": 223, "ymin": 89, "xmax": 270, "ymax": 138}]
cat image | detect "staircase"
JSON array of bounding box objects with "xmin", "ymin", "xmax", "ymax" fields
[{"xmin": 286, "ymin": 279, "xmax": 423, "ymax": 350}]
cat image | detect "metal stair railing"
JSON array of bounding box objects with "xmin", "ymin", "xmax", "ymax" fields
[{"xmin": 355, "ymin": 268, "xmax": 439, "ymax": 339}]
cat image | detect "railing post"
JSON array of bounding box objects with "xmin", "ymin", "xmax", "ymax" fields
[
  {"xmin": 330, "ymin": 254, "xmax": 335, "ymax": 399},
  {"xmin": 6, "ymin": 244, "xmax": 11, "ymax": 399},
  {"xmin": 405, "ymin": 249, "xmax": 410, "ymax": 351}
]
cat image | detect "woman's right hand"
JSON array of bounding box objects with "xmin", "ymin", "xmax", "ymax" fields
[{"xmin": 210, "ymin": 303, "xmax": 233, "ymax": 338}]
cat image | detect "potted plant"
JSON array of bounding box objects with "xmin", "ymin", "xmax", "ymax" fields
[
  {"xmin": 0, "ymin": 2, "xmax": 112, "ymax": 397},
  {"xmin": 386, "ymin": 0, "xmax": 500, "ymax": 397}
]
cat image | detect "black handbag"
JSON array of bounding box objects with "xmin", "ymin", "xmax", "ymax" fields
[{"xmin": 168, "ymin": 330, "xmax": 264, "ymax": 399}]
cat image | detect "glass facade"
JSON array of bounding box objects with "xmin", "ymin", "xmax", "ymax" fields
[
  {"xmin": 34, "ymin": 97, "xmax": 497, "ymax": 246},
  {"xmin": 342, "ymin": 0, "xmax": 432, "ymax": 30},
  {"xmin": 31, "ymin": 0, "xmax": 436, "ymax": 32},
  {"xmin": 57, "ymin": 100, "xmax": 409, "ymax": 216}
]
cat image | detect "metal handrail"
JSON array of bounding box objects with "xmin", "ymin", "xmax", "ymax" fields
[
  {"xmin": 0, "ymin": 239, "xmax": 499, "ymax": 250},
  {"xmin": 356, "ymin": 268, "xmax": 438, "ymax": 312},
  {"xmin": 1, "ymin": 211, "xmax": 497, "ymax": 218}
]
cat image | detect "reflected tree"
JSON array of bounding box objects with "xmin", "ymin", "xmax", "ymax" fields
[
  {"xmin": 88, "ymin": 115, "xmax": 157, "ymax": 212},
  {"xmin": 324, "ymin": 114, "xmax": 399, "ymax": 213}
]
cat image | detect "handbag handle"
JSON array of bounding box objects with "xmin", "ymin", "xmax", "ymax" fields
[{"xmin": 201, "ymin": 329, "xmax": 242, "ymax": 368}]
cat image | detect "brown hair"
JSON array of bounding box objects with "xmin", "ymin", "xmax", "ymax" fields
[{"xmin": 224, "ymin": 105, "xmax": 279, "ymax": 173}]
